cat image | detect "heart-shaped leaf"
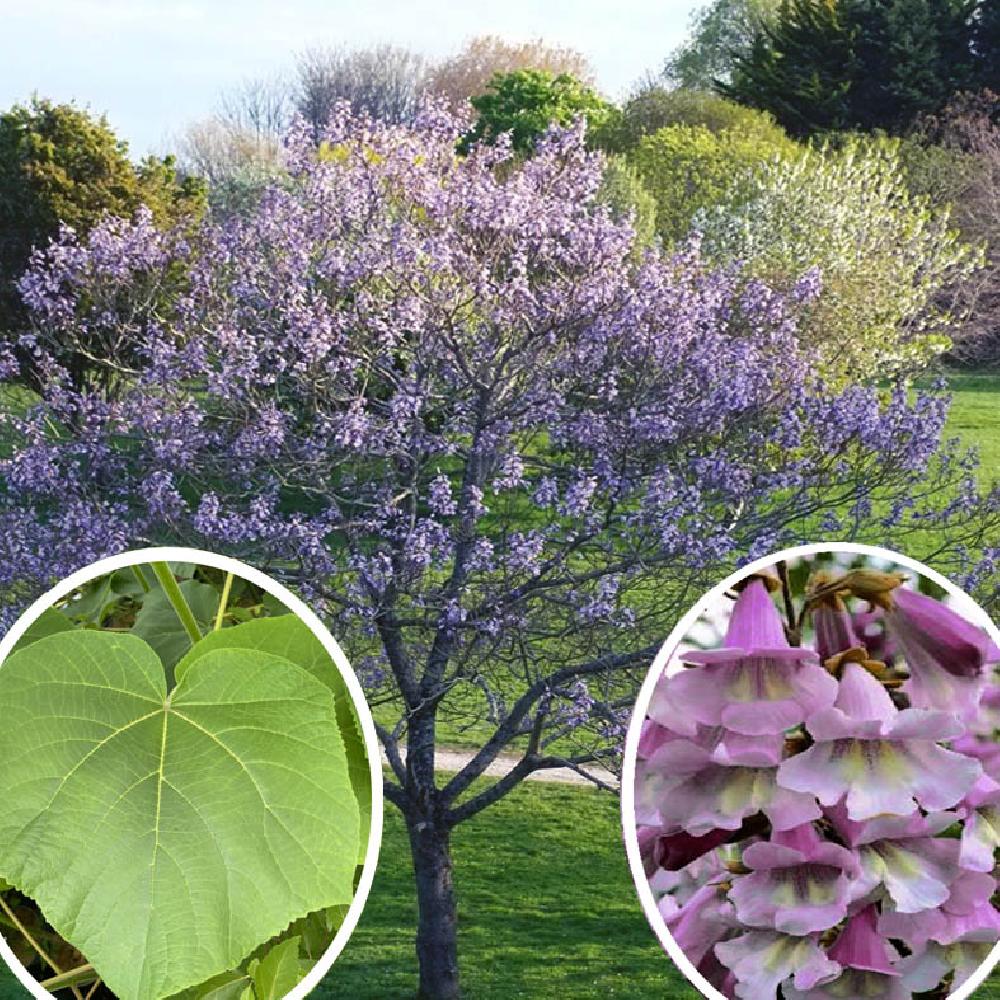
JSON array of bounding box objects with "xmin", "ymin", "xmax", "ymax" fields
[
  {"xmin": 176, "ymin": 616, "xmax": 372, "ymax": 859},
  {"xmin": 0, "ymin": 630, "xmax": 359, "ymax": 1000}
]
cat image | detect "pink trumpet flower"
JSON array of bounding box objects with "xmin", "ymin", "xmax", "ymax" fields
[
  {"xmin": 884, "ymin": 587, "xmax": 1000, "ymax": 719},
  {"xmin": 640, "ymin": 727, "xmax": 821, "ymax": 835},
  {"xmin": 668, "ymin": 580, "xmax": 837, "ymax": 736},
  {"xmin": 887, "ymin": 902, "xmax": 1000, "ymax": 994},
  {"xmin": 728, "ymin": 824, "xmax": 858, "ymax": 934},
  {"xmin": 826, "ymin": 803, "xmax": 995, "ymax": 915},
  {"xmin": 956, "ymin": 774, "xmax": 1000, "ymax": 873},
  {"xmin": 783, "ymin": 906, "xmax": 910, "ymax": 1000},
  {"xmin": 715, "ymin": 931, "xmax": 840, "ymax": 1000},
  {"xmin": 777, "ymin": 663, "xmax": 981, "ymax": 822}
]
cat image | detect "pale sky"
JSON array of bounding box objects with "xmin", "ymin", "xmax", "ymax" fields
[{"xmin": 1, "ymin": 0, "xmax": 696, "ymax": 155}]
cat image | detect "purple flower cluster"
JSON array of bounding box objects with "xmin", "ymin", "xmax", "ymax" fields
[
  {"xmin": 0, "ymin": 102, "xmax": 997, "ymax": 739},
  {"xmin": 636, "ymin": 565, "xmax": 1000, "ymax": 999}
]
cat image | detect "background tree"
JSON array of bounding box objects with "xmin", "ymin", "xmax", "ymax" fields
[
  {"xmin": 294, "ymin": 44, "xmax": 429, "ymax": 135},
  {"xmin": 178, "ymin": 77, "xmax": 291, "ymax": 218},
  {"xmin": 844, "ymin": 0, "xmax": 977, "ymax": 131},
  {"xmin": 721, "ymin": 0, "xmax": 855, "ymax": 136},
  {"xmin": 976, "ymin": 1, "xmax": 1000, "ymax": 91},
  {"xmin": 464, "ymin": 69, "xmax": 614, "ymax": 152},
  {"xmin": 907, "ymin": 90, "xmax": 1000, "ymax": 364},
  {"xmin": 0, "ymin": 98, "xmax": 204, "ymax": 349},
  {"xmin": 724, "ymin": 0, "xmax": 981, "ymax": 135},
  {"xmin": 663, "ymin": 0, "xmax": 780, "ymax": 88},
  {"xmin": 5, "ymin": 108, "xmax": 996, "ymax": 999},
  {"xmin": 178, "ymin": 117, "xmax": 283, "ymax": 192},
  {"xmin": 425, "ymin": 35, "xmax": 594, "ymax": 106},
  {"xmin": 605, "ymin": 84, "xmax": 790, "ymax": 152},
  {"xmin": 215, "ymin": 74, "xmax": 292, "ymax": 143}
]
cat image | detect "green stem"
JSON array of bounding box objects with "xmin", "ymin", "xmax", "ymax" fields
[
  {"xmin": 39, "ymin": 964, "xmax": 97, "ymax": 992},
  {"xmin": 151, "ymin": 563, "xmax": 202, "ymax": 646},
  {"xmin": 0, "ymin": 895, "xmax": 85, "ymax": 1000},
  {"xmin": 131, "ymin": 565, "xmax": 150, "ymax": 594},
  {"xmin": 214, "ymin": 573, "xmax": 234, "ymax": 632}
]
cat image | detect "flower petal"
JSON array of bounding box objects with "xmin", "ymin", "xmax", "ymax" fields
[{"xmin": 715, "ymin": 931, "xmax": 840, "ymax": 1000}]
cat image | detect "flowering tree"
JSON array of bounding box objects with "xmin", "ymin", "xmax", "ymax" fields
[
  {"xmin": 636, "ymin": 560, "xmax": 1000, "ymax": 999},
  {"xmin": 1, "ymin": 105, "xmax": 999, "ymax": 998}
]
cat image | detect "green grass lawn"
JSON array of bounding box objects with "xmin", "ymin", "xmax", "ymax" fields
[
  {"xmin": 942, "ymin": 372, "xmax": 1000, "ymax": 483},
  {"xmin": 321, "ymin": 779, "xmax": 687, "ymax": 999}
]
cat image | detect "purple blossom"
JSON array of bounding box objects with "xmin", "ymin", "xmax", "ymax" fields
[
  {"xmin": 670, "ymin": 580, "xmax": 837, "ymax": 736},
  {"xmin": 777, "ymin": 663, "xmax": 981, "ymax": 821},
  {"xmin": 884, "ymin": 586, "xmax": 1000, "ymax": 719},
  {"xmin": 715, "ymin": 931, "xmax": 840, "ymax": 1000},
  {"xmin": 783, "ymin": 906, "xmax": 909, "ymax": 1000},
  {"xmin": 638, "ymin": 728, "xmax": 822, "ymax": 835},
  {"xmin": 728, "ymin": 824, "xmax": 858, "ymax": 935}
]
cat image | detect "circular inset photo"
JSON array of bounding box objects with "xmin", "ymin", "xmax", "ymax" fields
[
  {"xmin": 623, "ymin": 543, "xmax": 1000, "ymax": 1000},
  {"xmin": 0, "ymin": 548, "xmax": 382, "ymax": 1000}
]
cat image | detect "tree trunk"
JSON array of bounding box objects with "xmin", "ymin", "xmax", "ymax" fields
[{"xmin": 408, "ymin": 811, "xmax": 461, "ymax": 1000}]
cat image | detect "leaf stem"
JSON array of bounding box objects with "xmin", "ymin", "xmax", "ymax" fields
[
  {"xmin": 131, "ymin": 565, "xmax": 150, "ymax": 594},
  {"xmin": 0, "ymin": 894, "xmax": 85, "ymax": 1000},
  {"xmin": 151, "ymin": 563, "xmax": 202, "ymax": 646},
  {"xmin": 214, "ymin": 572, "xmax": 234, "ymax": 632},
  {"xmin": 38, "ymin": 963, "xmax": 97, "ymax": 992}
]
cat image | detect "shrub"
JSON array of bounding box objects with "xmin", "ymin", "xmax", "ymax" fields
[
  {"xmin": 608, "ymin": 85, "xmax": 789, "ymax": 151},
  {"xmin": 628, "ymin": 123, "xmax": 798, "ymax": 244},
  {"xmin": 695, "ymin": 139, "xmax": 982, "ymax": 378}
]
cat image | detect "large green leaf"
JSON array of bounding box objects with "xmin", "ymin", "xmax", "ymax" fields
[
  {"xmin": 0, "ymin": 631, "xmax": 360, "ymax": 1000},
  {"xmin": 176, "ymin": 616, "xmax": 372, "ymax": 859},
  {"xmin": 10, "ymin": 607, "xmax": 74, "ymax": 653},
  {"xmin": 131, "ymin": 579, "xmax": 219, "ymax": 677}
]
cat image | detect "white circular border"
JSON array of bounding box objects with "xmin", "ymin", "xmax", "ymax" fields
[
  {"xmin": 620, "ymin": 541, "xmax": 1000, "ymax": 1000},
  {"xmin": 0, "ymin": 546, "xmax": 385, "ymax": 1000}
]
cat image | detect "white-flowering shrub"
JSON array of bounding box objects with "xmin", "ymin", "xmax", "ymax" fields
[{"xmin": 695, "ymin": 140, "xmax": 983, "ymax": 379}]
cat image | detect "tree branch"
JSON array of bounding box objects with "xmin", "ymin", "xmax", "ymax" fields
[
  {"xmin": 376, "ymin": 721, "xmax": 407, "ymax": 785},
  {"xmin": 439, "ymin": 643, "xmax": 658, "ymax": 806}
]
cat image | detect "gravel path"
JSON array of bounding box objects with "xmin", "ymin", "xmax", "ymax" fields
[{"xmin": 382, "ymin": 747, "xmax": 619, "ymax": 788}]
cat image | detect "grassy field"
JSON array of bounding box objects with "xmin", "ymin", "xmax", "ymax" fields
[{"xmin": 942, "ymin": 372, "xmax": 1000, "ymax": 482}]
